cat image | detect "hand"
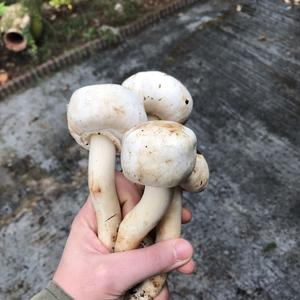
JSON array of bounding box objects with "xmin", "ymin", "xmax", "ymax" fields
[{"xmin": 53, "ymin": 172, "xmax": 195, "ymax": 300}]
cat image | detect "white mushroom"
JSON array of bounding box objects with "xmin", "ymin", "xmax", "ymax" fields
[
  {"xmin": 180, "ymin": 153, "xmax": 209, "ymax": 192},
  {"xmin": 122, "ymin": 71, "xmax": 197, "ymax": 298},
  {"xmin": 67, "ymin": 84, "xmax": 147, "ymax": 251},
  {"xmin": 122, "ymin": 71, "xmax": 196, "ymax": 297},
  {"xmin": 122, "ymin": 71, "xmax": 193, "ymax": 123},
  {"xmin": 128, "ymin": 154, "xmax": 209, "ymax": 299},
  {"xmin": 114, "ymin": 121, "xmax": 197, "ymax": 252}
]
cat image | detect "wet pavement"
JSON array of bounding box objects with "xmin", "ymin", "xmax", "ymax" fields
[{"xmin": 0, "ymin": 0, "xmax": 300, "ymax": 299}]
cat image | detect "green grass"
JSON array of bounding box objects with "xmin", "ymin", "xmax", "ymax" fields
[
  {"xmin": 0, "ymin": 2, "xmax": 7, "ymax": 17},
  {"xmin": 0, "ymin": 0, "xmax": 171, "ymax": 79},
  {"xmin": 36, "ymin": 0, "xmax": 140, "ymax": 62},
  {"xmin": 263, "ymin": 242, "xmax": 277, "ymax": 253}
]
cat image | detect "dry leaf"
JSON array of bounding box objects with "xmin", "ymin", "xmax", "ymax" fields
[
  {"xmin": 0, "ymin": 70, "xmax": 9, "ymax": 85},
  {"xmin": 258, "ymin": 33, "xmax": 267, "ymax": 42}
]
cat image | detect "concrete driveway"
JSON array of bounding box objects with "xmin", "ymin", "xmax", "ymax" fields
[{"xmin": 0, "ymin": 0, "xmax": 299, "ymax": 299}]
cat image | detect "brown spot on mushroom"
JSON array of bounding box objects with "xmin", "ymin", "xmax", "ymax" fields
[
  {"xmin": 90, "ymin": 185, "xmax": 101, "ymax": 193},
  {"xmin": 159, "ymin": 122, "xmax": 184, "ymax": 134},
  {"xmin": 90, "ymin": 176, "xmax": 101, "ymax": 193},
  {"xmin": 165, "ymin": 159, "xmax": 172, "ymax": 164},
  {"xmin": 160, "ymin": 122, "xmax": 181, "ymax": 130},
  {"xmin": 151, "ymin": 278, "xmax": 161, "ymax": 288},
  {"xmin": 140, "ymin": 290, "xmax": 145, "ymax": 297},
  {"xmin": 158, "ymin": 84, "xmax": 161, "ymax": 88},
  {"xmin": 113, "ymin": 106, "xmax": 125, "ymax": 115},
  {"xmin": 111, "ymin": 233, "xmax": 117, "ymax": 242}
]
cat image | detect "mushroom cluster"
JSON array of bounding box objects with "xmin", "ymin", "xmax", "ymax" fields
[{"xmin": 67, "ymin": 71, "xmax": 209, "ymax": 299}]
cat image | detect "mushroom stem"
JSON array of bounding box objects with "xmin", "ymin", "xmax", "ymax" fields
[
  {"xmin": 89, "ymin": 134, "xmax": 121, "ymax": 252},
  {"xmin": 156, "ymin": 187, "xmax": 182, "ymax": 241},
  {"xmin": 127, "ymin": 187, "xmax": 182, "ymax": 300},
  {"xmin": 115, "ymin": 187, "xmax": 173, "ymax": 252}
]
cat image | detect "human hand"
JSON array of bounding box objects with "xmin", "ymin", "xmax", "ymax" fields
[{"xmin": 53, "ymin": 172, "xmax": 195, "ymax": 300}]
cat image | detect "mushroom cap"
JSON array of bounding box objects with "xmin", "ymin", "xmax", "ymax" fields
[
  {"xmin": 180, "ymin": 153, "xmax": 209, "ymax": 192},
  {"xmin": 122, "ymin": 71, "xmax": 193, "ymax": 123},
  {"xmin": 67, "ymin": 84, "xmax": 147, "ymax": 151},
  {"xmin": 121, "ymin": 121, "xmax": 197, "ymax": 187}
]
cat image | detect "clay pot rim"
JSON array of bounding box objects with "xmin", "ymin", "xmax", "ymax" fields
[{"xmin": 3, "ymin": 28, "xmax": 27, "ymax": 52}]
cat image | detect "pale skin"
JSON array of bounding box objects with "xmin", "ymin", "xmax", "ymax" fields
[{"xmin": 53, "ymin": 172, "xmax": 195, "ymax": 300}]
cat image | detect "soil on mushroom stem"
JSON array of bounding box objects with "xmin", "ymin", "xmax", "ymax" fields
[{"xmin": 0, "ymin": 0, "xmax": 176, "ymax": 84}]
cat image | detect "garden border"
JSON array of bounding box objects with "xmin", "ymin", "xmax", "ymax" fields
[{"xmin": 0, "ymin": 0, "xmax": 199, "ymax": 100}]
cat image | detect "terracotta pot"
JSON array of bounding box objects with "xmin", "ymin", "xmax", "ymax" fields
[{"xmin": 0, "ymin": 3, "xmax": 30, "ymax": 52}]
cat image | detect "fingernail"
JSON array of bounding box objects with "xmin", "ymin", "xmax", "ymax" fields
[{"xmin": 174, "ymin": 240, "xmax": 192, "ymax": 261}]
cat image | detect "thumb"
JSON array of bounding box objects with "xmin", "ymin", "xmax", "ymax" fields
[{"xmin": 106, "ymin": 239, "xmax": 193, "ymax": 291}]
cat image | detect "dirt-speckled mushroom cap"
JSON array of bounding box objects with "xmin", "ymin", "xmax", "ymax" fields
[
  {"xmin": 67, "ymin": 84, "xmax": 147, "ymax": 151},
  {"xmin": 121, "ymin": 121, "xmax": 197, "ymax": 187},
  {"xmin": 122, "ymin": 71, "xmax": 193, "ymax": 123},
  {"xmin": 180, "ymin": 153, "xmax": 209, "ymax": 192}
]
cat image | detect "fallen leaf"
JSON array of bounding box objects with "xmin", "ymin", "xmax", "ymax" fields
[
  {"xmin": 0, "ymin": 70, "xmax": 9, "ymax": 85},
  {"xmin": 258, "ymin": 33, "xmax": 267, "ymax": 41}
]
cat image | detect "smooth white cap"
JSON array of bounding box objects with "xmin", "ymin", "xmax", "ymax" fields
[
  {"xmin": 122, "ymin": 71, "xmax": 193, "ymax": 123},
  {"xmin": 121, "ymin": 121, "xmax": 197, "ymax": 187},
  {"xmin": 67, "ymin": 84, "xmax": 147, "ymax": 151},
  {"xmin": 180, "ymin": 153, "xmax": 209, "ymax": 192}
]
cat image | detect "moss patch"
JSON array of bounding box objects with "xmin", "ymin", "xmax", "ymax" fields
[{"xmin": 263, "ymin": 242, "xmax": 277, "ymax": 253}]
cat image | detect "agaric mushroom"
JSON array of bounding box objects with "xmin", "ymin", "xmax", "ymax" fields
[
  {"xmin": 122, "ymin": 71, "xmax": 193, "ymax": 123},
  {"xmin": 114, "ymin": 120, "xmax": 197, "ymax": 252},
  {"xmin": 128, "ymin": 154, "xmax": 209, "ymax": 299},
  {"xmin": 181, "ymin": 153, "xmax": 209, "ymax": 192},
  {"xmin": 67, "ymin": 84, "xmax": 147, "ymax": 251},
  {"xmin": 122, "ymin": 71, "xmax": 197, "ymax": 298}
]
